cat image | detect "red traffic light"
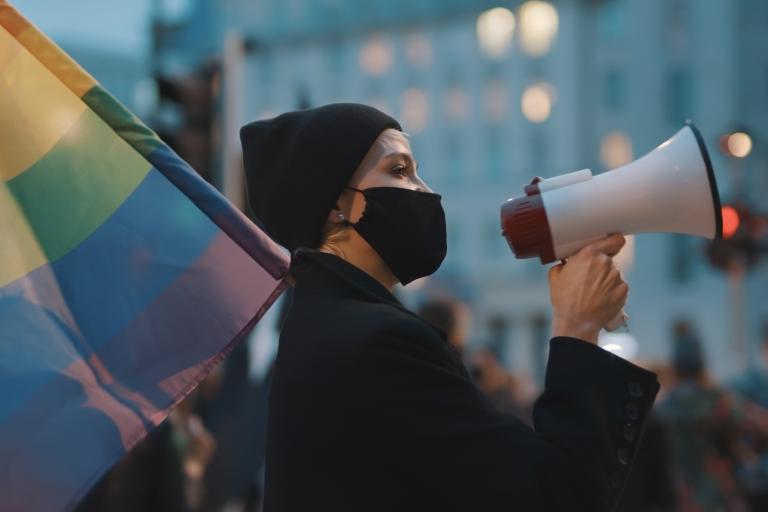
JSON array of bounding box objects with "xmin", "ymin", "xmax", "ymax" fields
[{"xmin": 722, "ymin": 205, "xmax": 740, "ymax": 239}]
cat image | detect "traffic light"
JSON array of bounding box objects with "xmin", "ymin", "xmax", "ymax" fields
[
  {"xmin": 152, "ymin": 63, "xmax": 220, "ymax": 184},
  {"xmin": 706, "ymin": 204, "xmax": 765, "ymax": 270}
]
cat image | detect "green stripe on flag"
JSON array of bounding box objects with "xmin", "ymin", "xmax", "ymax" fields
[
  {"xmin": 6, "ymin": 107, "xmax": 151, "ymax": 266},
  {"xmin": 81, "ymin": 85, "xmax": 165, "ymax": 159}
]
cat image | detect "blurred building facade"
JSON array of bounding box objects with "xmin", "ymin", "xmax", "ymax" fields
[
  {"xmin": 59, "ymin": 44, "xmax": 151, "ymax": 114},
  {"xmin": 154, "ymin": 0, "xmax": 768, "ymax": 380}
]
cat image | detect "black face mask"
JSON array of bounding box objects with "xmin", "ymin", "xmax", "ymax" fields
[{"xmin": 344, "ymin": 187, "xmax": 447, "ymax": 285}]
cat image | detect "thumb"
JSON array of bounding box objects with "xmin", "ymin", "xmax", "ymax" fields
[
  {"xmin": 590, "ymin": 233, "xmax": 626, "ymax": 257},
  {"xmin": 548, "ymin": 263, "xmax": 563, "ymax": 282}
]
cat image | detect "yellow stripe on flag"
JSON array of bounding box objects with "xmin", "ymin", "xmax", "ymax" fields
[
  {"xmin": 0, "ymin": 182, "xmax": 46, "ymax": 286},
  {"xmin": 0, "ymin": 2, "xmax": 97, "ymax": 97},
  {"xmin": 0, "ymin": 25, "xmax": 87, "ymax": 181}
]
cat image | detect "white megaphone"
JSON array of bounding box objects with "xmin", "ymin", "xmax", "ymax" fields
[{"xmin": 501, "ymin": 121, "xmax": 722, "ymax": 331}]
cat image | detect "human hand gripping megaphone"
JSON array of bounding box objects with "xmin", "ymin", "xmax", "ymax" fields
[{"xmin": 501, "ymin": 121, "xmax": 723, "ymax": 331}]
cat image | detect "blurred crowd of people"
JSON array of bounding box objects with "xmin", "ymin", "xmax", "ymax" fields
[
  {"xmin": 75, "ymin": 293, "xmax": 768, "ymax": 512},
  {"xmin": 414, "ymin": 301, "xmax": 768, "ymax": 512}
]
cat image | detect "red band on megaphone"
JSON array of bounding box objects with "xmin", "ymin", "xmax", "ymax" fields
[{"xmin": 501, "ymin": 182, "xmax": 556, "ymax": 263}]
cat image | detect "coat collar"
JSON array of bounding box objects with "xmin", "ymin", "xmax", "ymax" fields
[
  {"xmin": 291, "ymin": 248, "xmax": 403, "ymax": 308},
  {"xmin": 291, "ymin": 248, "xmax": 461, "ymax": 366}
]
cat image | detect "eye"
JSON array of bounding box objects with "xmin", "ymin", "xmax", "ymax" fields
[{"xmin": 391, "ymin": 164, "xmax": 408, "ymax": 178}]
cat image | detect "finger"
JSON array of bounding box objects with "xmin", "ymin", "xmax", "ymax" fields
[
  {"xmin": 590, "ymin": 233, "xmax": 626, "ymax": 257},
  {"xmin": 548, "ymin": 263, "xmax": 563, "ymax": 281}
]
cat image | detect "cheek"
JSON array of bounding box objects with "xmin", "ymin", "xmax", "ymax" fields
[{"xmin": 349, "ymin": 194, "xmax": 367, "ymax": 222}]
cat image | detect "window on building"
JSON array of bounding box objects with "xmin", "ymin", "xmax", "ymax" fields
[
  {"xmin": 486, "ymin": 215, "xmax": 506, "ymax": 259},
  {"xmin": 442, "ymin": 130, "xmax": 464, "ymax": 183},
  {"xmin": 405, "ymin": 31, "xmax": 433, "ymax": 68},
  {"xmin": 664, "ymin": 67, "xmax": 693, "ymax": 125},
  {"xmin": 485, "ymin": 79, "xmax": 507, "ymax": 123},
  {"xmin": 597, "ymin": 0, "xmax": 625, "ymax": 41},
  {"xmin": 441, "ymin": 218, "xmax": 462, "ymax": 274},
  {"xmin": 485, "ymin": 129, "xmax": 506, "ymax": 182},
  {"xmin": 444, "ymin": 87, "xmax": 469, "ymax": 122},
  {"xmin": 359, "ymin": 34, "xmax": 394, "ymax": 76},
  {"xmin": 669, "ymin": 234, "xmax": 693, "ymax": 284},
  {"xmin": 399, "ymin": 88, "xmax": 429, "ymax": 134},
  {"xmin": 664, "ymin": 0, "xmax": 690, "ymax": 53},
  {"xmin": 528, "ymin": 129, "xmax": 549, "ymax": 176},
  {"xmin": 327, "ymin": 38, "xmax": 346, "ymax": 76},
  {"xmin": 602, "ymin": 67, "xmax": 624, "ymax": 112}
]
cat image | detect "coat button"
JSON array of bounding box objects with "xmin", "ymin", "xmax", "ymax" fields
[
  {"xmin": 610, "ymin": 469, "xmax": 626, "ymax": 489},
  {"xmin": 625, "ymin": 402, "xmax": 640, "ymax": 420},
  {"xmin": 617, "ymin": 446, "xmax": 629, "ymax": 465},
  {"xmin": 628, "ymin": 381, "xmax": 644, "ymax": 398},
  {"xmin": 623, "ymin": 423, "xmax": 637, "ymax": 442}
]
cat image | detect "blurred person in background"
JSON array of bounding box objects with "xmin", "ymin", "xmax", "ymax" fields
[
  {"xmin": 418, "ymin": 299, "xmax": 530, "ymax": 422},
  {"xmin": 170, "ymin": 392, "xmax": 217, "ymax": 510},
  {"xmin": 416, "ymin": 296, "xmax": 470, "ymax": 359},
  {"xmin": 657, "ymin": 322, "xmax": 760, "ymax": 512},
  {"xmin": 471, "ymin": 347, "xmax": 529, "ymax": 423},
  {"xmin": 74, "ymin": 419, "xmax": 188, "ymax": 512},
  {"xmin": 241, "ymin": 103, "xmax": 659, "ymax": 511},
  {"xmin": 730, "ymin": 323, "xmax": 768, "ymax": 511}
]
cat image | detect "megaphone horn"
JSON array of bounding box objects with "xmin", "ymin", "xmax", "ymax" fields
[{"xmin": 501, "ymin": 121, "xmax": 723, "ymax": 264}]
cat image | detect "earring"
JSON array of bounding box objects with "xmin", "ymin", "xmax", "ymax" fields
[{"xmin": 337, "ymin": 213, "xmax": 344, "ymax": 219}]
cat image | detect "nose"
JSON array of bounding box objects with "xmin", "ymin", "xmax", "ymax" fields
[{"xmin": 414, "ymin": 176, "xmax": 433, "ymax": 194}]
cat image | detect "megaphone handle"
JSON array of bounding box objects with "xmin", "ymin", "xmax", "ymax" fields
[{"xmin": 605, "ymin": 308, "xmax": 629, "ymax": 332}]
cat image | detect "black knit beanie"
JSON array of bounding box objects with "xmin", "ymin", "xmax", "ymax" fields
[{"xmin": 240, "ymin": 103, "xmax": 401, "ymax": 252}]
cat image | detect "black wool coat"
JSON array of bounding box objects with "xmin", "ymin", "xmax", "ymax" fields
[{"xmin": 263, "ymin": 250, "xmax": 660, "ymax": 512}]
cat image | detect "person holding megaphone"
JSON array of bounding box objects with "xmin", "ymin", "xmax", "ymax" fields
[{"xmin": 241, "ymin": 103, "xmax": 660, "ymax": 511}]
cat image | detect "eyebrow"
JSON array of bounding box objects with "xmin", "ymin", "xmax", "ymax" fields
[{"xmin": 382, "ymin": 151, "xmax": 419, "ymax": 170}]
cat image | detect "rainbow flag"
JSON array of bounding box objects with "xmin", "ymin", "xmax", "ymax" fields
[{"xmin": 0, "ymin": 2, "xmax": 289, "ymax": 510}]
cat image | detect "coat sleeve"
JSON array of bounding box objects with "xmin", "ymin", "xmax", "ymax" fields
[{"xmin": 353, "ymin": 330, "xmax": 659, "ymax": 512}]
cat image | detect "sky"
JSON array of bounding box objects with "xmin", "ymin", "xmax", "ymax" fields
[{"xmin": 11, "ymin": 0, "xmax": 154, "ymax": 56}]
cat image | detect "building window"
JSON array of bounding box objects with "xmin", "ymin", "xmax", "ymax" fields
[
  {"xmin": 442, "ymin": 218, "xmax": 462, "ymax": 274},
  {"xmin": 476, "ymin": 7, "xmax": 516, "ymax": 59},
  {"xmin": 664, "ymin": 0, "xmax": 690, "ymax": 54},
  {"xmin": 597, "ymin": 0, "xmax": 625, "ymax": 41},
  {"xmin": 486, "ymin": 215, "xmax": 506, "ymax": 259},
  {"xmin": 485, "ymin": 79, "xmax": 507, "ymax": 123},
  {"xmin": 600, "ymin": 131, "xmax": 633, "ymax": 169},
  {"xmin": 444, "ymin": 87, "xmax": 470, "ymax": 122},
  {"xmin": 405, "ymin": 31, "xmax": 433, "ymax": 68},
  {"xmin": 669, "ymin": 234, "xmax": 693, "ymax": 284},
  {"xmin": 521, "ymin": 82, "xmax": 555, "ymax": 124},
  {"xmin": 602, "ymin": 67, "xmax": 624, "ymax": 112},
  {"xmin": 399, "ymin": 88, "xmax": 429, "ymax": 134},
  {"xmin": 485, "ymin": 129, "xmax": 506, "ymax": 182},
  {"xmin": 359, "ymin": 34, "xmax": 394, "ymax": 76},
  {"xmin": 528, "ymin": 130, "xmax": 549, "ymax": 177},
  {"xmin": 664, "ymin": 67, "xmax": 693, "ymax": 125},
  {"xmin": 442, "ymin": 130, "xmax": 464, "ymax": 183},
  {"xmin": 518, "ymin": 1, "xmax": 560, "ymax": 57}
]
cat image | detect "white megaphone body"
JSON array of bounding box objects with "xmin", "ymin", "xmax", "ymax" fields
[{"xmin": 501, "ymin": 121, "xmax": 722, "ymax": 330}]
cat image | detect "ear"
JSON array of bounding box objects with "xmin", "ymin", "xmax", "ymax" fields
[{"xmin": 327, "ymin": 204, "xmax": 347, "ymax": 226}]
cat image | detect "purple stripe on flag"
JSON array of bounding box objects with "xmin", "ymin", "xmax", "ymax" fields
[
  {"xmin": 0, "ymin": 231, "xmax": 285, "ymax": 512},
  {"xmin": 94, "ymin": 230, "xmax": 285, "ymax": 410}
]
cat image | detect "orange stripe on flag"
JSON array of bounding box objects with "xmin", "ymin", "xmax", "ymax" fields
[{"xmin": 0, "ymin": 2, "xmax": 97, "ymax": 97}]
